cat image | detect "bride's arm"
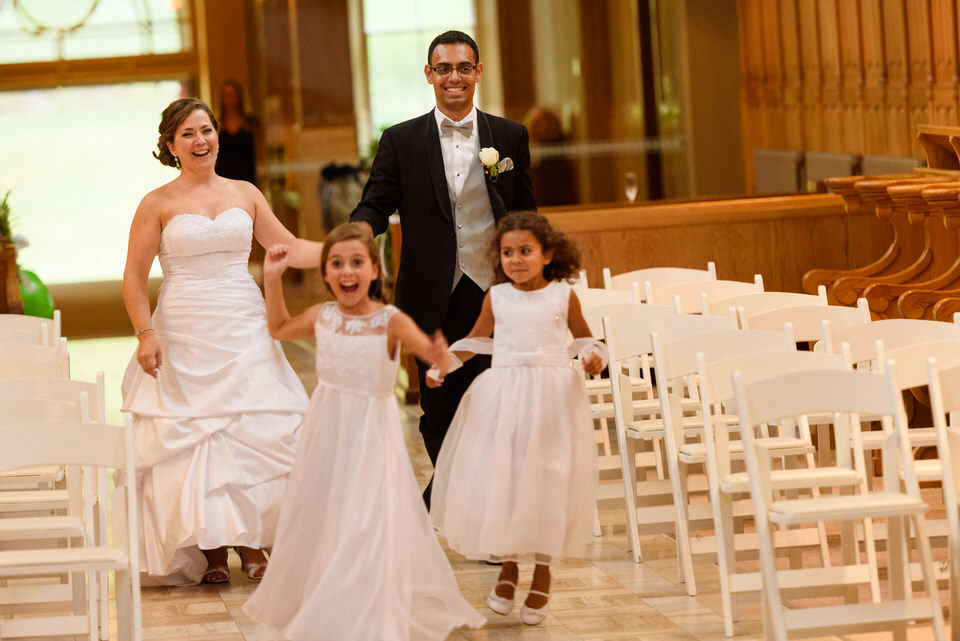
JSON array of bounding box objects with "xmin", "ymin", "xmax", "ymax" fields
[
  {"xmin": 122, "ymin": 195, "xmax": 163, "ymax": 377},
  {"xmin": 248, "ymin": 184, "xmax": 323, "ymax": 268}
]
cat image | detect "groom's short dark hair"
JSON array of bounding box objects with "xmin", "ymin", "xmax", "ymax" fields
[{"xmin": 427, "ymin": 30, "xmax": 479, "ymax": 64}]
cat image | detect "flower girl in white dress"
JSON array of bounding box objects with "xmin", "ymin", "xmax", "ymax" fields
[
  {"xmin": 429, "ymin": 211, "xmax": 607, "ymax": 626},
  {"xmin": 244, "ymin": 223, "xmax": 484, "ymax": 640}
]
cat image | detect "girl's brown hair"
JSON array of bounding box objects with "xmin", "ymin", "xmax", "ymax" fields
[
  {"xmin": 153, "ymin": 98, "xmax": 219, "ymax": 168},
  {"xmin": 320, "ymin": 223, "xmax": 385, "ymax": 301},
  {"xmin": 489, "ymin": 211, "xmax": 581, "ymax": 285}
]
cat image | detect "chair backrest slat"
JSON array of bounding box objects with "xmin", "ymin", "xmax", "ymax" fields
[{"xmin": 0, "ymin": 420, "xmax": 126, "ymax": 472}]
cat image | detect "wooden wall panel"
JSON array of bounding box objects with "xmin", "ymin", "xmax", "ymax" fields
[
  {"xmin": 780, "ymin": 0, "xmax": 805, "ymax": 148},
  {"xmin": 838, "ymin": 0, "xmax": 866, "ymax": 153},
  {"xmin": 881, "ymin": 0, "xmax": 913, "ymax": 155},
  {"xmin": 905, "ymin": 0, "xmax": 934, "ymax": 156},
  {"xmin": 861, "ymin": 0, "xmax": 889, "ymax": 154},
  {"xmin": 740, "ymin": 0, "xmax": 960, "ymax": 179},
  {"xmin": 798, "ymin": 0, "xmax": 826, "ymax": 150},
  {"xmin": 818, "ymin": 0, "xmax": 844, "ymax": 150}
]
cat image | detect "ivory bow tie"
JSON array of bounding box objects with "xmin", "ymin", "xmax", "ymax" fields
[{"xmin": 441, "ymin": 119, "xmax": 473, "ymax": 137}]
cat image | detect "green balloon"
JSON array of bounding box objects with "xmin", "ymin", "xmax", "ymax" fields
[{"xmin": 19, "ymin": 269, "xmax": 54, "ymax": 319}]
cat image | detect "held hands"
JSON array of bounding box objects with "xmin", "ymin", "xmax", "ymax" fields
[
  {"xmin": 264, "ymin": 244, "xmax": 291, "ymax": 279},
  {"xmin": 137, "ymin": 332, "xmax": 162, "ymax": 378},
  {"xmin": 424, "ymin": 331, "xmax": 450, "ymax": 388}
]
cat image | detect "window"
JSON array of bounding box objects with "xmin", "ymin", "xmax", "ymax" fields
[
  {"xmin": 1, "ymin": 81, "xmax": 185, "ymax": 283},
  {"xmin": 363, "ymin": 0, "xmax": 474, "ymax": 133},
  {"xmin": 0, "ymin": 1, "xmax": 195, "ymax": 284},
  {"xmin": 0, "ymin": 0, "xmax": 190, "ymax": 64}
]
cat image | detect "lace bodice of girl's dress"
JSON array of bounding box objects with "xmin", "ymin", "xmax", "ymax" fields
[
  {"xmin": 158, "ymin": 208, "xmax": 253, "ymax": 282},
  {"xmin": 491, "ymin": 280, "xmax": 571, "ymax": 368},
  {"xmin": 314, "ymin": 302, "xmax": 400, "ymax": 397}
]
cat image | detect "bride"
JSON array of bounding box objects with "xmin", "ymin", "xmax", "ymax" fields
[{"xmin": 122, "ymin": 97, "xmax": 321, "ymax": 585}]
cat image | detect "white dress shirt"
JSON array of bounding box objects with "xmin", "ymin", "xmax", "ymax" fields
[{"xmin": 434, "ymin": 106, "xmax": 478, "ymax": 200}]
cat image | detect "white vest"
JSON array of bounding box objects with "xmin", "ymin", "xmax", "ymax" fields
[{"xmin": 449, "ymin": 151, "xmax": 496, "ymax": 290}]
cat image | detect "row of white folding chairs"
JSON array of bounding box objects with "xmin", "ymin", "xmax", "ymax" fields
[
  {"xmin": 607, "ymin": 298, "xmax": 955, "ymax": 630},
  {"xmin": 0, "ymin": 314, "xmax": 141, "ymax": 641},
  {"xmin": 732, "ymin": 362, "xmax": 945, "ymax": 640}
]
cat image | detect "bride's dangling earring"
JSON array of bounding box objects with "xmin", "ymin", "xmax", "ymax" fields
[{"xmin": 174, "ymin": 155, "xmax": 181, "ymax": 169}]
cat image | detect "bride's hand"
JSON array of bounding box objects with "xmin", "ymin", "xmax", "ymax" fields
[
  {"xmin": 264, "ymin": 244, "xmax": 290, "ymax": 278},
  {"xmin": 137, "ymin": 332, "xmax": 163, "ymax": 378}
]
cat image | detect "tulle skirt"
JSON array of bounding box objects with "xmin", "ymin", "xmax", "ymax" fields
[
  {"xmin": 430, "ymin": 365, "xmax": 597, "ymax": 562},
  {"xmin": 244, "ymin": 383, "xmax": 484, "ymax": 640}
]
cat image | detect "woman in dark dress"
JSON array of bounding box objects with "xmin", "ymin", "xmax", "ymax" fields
[{"xmin": 215, "ymin": 79, "xmax": 257, "ymax": 185}]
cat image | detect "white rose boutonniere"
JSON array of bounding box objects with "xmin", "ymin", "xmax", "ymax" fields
[{"xmin": 479, "ymin": 147, "xmax": 500, "ymax": 182}]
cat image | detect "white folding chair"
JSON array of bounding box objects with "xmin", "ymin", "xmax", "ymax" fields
[
  {"xmin": 645, "ymin": 275, "xmax": 764, "ymax": 314},
  {"xmin": 0, "ymin": 311, "xmax": 61, "ymax": 346},
  {"xmin": 698, "ymin": 348, "xmax": 866, "ymax": 636},
  {"xmin": 652, "ymin": 327, "xmax": 813, "ymax": 595},
  {"xmin": 0, "ymin": 341, "xmax": 70, "ymax": 379},
  {"xmin": 608, "ymin": 313, "xmax": 732, "ymax": 563},
  {"xmin": 0, "ymin": 416, "xmax": 142, "ymax": 641},
  {"xmin": 704, "ymin": 285, "xmax": 827, "ymax": 321},
  {"xmin": 602, "ymin": 262, "xmax": 716, "ymax": 298},
  {"xmin": 741, "ymin": 297, "xmax": 870, "ymax": 340},
  {"xmin": 733, "ymin": 365, "xmax": 945, "ymax": 641},
  {"xmin": 928, "ymin": 358, "xmax": 960, "ymax": 640}
]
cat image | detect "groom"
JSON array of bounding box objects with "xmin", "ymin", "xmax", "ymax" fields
[{"xmin": 351, "ymin": 30, "xmax": 536, "ymax": 505}]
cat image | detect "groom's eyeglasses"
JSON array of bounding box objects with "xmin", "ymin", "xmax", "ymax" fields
[{"xmin": 430, "ymin": 63, "xmax": 477, "ymax": 76}]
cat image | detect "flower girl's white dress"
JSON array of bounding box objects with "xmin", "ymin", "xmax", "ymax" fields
[
  {"xmin": 430, "ymin": 280, "xmax": 597, "ymax": 561},
  {"xmin": 244, "ymin": 303, "xmax": 484, "ymax": 641}
]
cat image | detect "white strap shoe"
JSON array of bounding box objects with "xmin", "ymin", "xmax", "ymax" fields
[
  {"xmin": 520, "ymin": 589, "xmax": 550, "ymax": 625},
  {"xmin": 485, "ymin": 579, "xmax": 516, "ymax": 615}
]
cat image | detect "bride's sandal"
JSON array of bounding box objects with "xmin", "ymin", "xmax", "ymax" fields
[
  {"xmin": 236, "ymin": 547, "xmax": 268, "ymax": 581},
  {"xmin": 201, "ymin": 547, "xmax": 230, "ymax": 584},
  {"xmin": 520, "ymin": 590, "xmax": 550, "ymax": 625},
  {"xmin": 484, "ymin": 580, "xmax": 517, "ymax": 615},
  {"xmin": 201, "ymin": 565, "xmax": 230, "ymax": 584}
]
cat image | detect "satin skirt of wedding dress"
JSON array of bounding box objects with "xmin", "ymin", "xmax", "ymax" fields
[{"xmin": 122, "ymin": 212, "xmax": 307, "ymax": 585}]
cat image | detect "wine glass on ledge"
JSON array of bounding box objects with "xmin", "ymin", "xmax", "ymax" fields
[{"xmin": 624, "ymin": 172, "xmax": 638, "ymax": 203}]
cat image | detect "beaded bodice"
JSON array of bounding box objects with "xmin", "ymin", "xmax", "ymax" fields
[
  {"xmin": 158, "ymin": 208, "xmax": 253, "ymax": 282},
  {"xmin": 491, "ymin": 281, "xmax": 571, "ymax": 368},
  {"xmin": 314, "ymin": 303, "xmax": 400, "ymax": 397}
]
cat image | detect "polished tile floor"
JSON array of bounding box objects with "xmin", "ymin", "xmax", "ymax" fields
[{"xmin": 61, "ymin": 337, "xmax": 946, "ymax": 641}]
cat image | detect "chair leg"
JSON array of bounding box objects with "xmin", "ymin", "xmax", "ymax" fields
[
  {"xmin": 620, "ymin": 438, "xmax": 642, "ymax": 562},
  {"xmin": 653, "ymin": 438, "xmax": 665, "ymax": 480},
  {"xmin": 887, "ymin": 514, "xmax": 908, "ymax": 641},
  {"xmin": 714, "ymin": 490, "xmax": 737, "ymax": 637},
  {"xmin": 951, "ymin": 552, "xmax": 960, "ymax": 641},
  {"xmin": 911, "ymin": 514, "xmax": 947, "ymax": 641},
  {"xmin": 672, "ymin": 460, "xmax": 697, "ymax": 594}
]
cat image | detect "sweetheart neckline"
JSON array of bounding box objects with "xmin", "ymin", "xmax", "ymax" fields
[{"xmin": 165, "ymin": 208, "xmax": 251, "ymax": 226}]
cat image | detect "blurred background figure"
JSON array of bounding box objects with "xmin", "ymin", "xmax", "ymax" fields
[
  {"xmin": 523, "ymin": 107, "xmax": 578, "ymax": 207},
  {"xmin": 216, "ymin": 79, "xmax": 258, "ymax": 185}
]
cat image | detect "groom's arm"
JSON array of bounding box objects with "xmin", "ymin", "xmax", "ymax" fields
[{"xmin": 350, "ymin": 128, "xmax": 401, "ymax": 237}]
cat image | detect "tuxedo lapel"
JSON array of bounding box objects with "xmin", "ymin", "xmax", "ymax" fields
[
  {"xmin": 477, "ymin": 111, "xmax": 508, "ymax": 220},
  {"xmin": 424, "ymin": 112, "xmax": 454, "ymax": 227}
]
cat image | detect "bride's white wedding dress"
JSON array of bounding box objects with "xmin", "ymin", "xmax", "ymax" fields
[{"xmin": 122, "ymin": 208, "xmax": 308, "ymax": 584}]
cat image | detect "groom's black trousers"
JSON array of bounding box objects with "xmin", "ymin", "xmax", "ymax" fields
[{"xmin": 416, "ymin": 276, "xmax": 490, "ymax": 508}]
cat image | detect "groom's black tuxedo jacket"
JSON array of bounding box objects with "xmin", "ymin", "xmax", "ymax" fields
[{"xmin": 351, "ymin": 109, "xmax": 537, "ymax": 334}]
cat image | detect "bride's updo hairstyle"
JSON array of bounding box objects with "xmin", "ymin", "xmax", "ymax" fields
[
  {"xmin": 319, "ymin": 223, "xmax": 385, "ymax": 301},
  {"xmin": 153, "ymin": 98, "xmax": 220, "ymax": 168},
  {"xmin": 489, "ymin": 210, "xmax": 581, "ymax": 285}
]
